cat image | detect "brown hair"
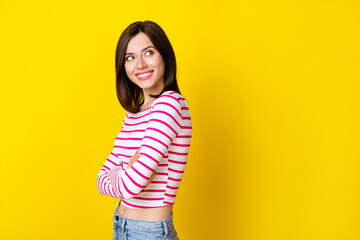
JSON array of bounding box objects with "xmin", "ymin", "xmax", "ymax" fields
[{"xmin": 115, "ymin": 21, "xmax": 181, "ymax": 113}]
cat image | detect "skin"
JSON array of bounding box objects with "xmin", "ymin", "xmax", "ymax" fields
[
  {"xmin": 117, "ymin": 32, "xmax": 173, "ymax": 221},
  {"xmin": 124, "ymin": 32, "xmax": 165, "ymax": 110}
]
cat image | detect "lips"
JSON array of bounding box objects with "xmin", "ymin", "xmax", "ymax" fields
[{"xmin": 136, "ymin": 70, "xmax": 154, "ymax": 80}]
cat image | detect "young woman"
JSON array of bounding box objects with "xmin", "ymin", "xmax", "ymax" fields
[{"xmin": 97, "ymin": 21, "xmax": 192, "ymax": 240}]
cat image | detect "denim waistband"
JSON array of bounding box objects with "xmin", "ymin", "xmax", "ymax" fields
[{"xmin": 113, "ymin": 200, "xmax": 174, "ymax": 237}]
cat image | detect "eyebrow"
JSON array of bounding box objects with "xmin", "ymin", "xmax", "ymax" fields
[{"xmin": 125, "ymin": 46, "xmax": 154, "ymax": 55}]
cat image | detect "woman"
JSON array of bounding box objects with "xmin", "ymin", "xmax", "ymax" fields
[{"xmin": 97, "ymin": 21, "xmax": 192, "ymax": 240}]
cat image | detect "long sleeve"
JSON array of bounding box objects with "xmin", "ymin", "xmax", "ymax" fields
[
  {"xmin": 96, "ymin": 116, "xmax": 127, "ymax": 199},
  {"xmin": 107, "ymin": 95, "xmax": 183, "ymax": 200},
  {"xmin": 96, "ymin": 147, "xmax": 122, "ymax": 198}
]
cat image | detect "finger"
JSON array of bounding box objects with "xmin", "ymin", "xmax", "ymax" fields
[
  {"xmin": 132, "ymin": 152, "xmax": 140, "ymax": 163},
  {"xmin": 133, "ymin": 149, "xmax": 139, "ymax": 157},
  {"xmin": 135, "ymin": 150, "xmax": 141, "ymax": 159},
  {"xmin": 130, "ymin": 149, "xmax": 140, "ymax": 161},
  {"xmin": 146, "ymin": 176, "xmax": 154, "ymax": 187},
  {"xmin": 127, "ymin": 149, "xmax": 141, "ymax": 169},
  {"xmin": 127, "ymin": 159, "xmax": 135, "ymax": 168},
  {"xmin": 150, "ymin": 172, "xmax": 156, "ymax": 181},
  {"xmin": 145, "ymin": 171, "xmax": 156, "ymax": 187}
]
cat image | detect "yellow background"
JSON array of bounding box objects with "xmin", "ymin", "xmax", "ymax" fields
[{"xmin": 1, "ymin": 0, "xmax": 359, "ymax": 239}]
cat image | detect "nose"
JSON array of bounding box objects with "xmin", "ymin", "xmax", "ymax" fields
[{"xmin": 137, "ymin": 56, "xmax": 147, "ymax": 69}]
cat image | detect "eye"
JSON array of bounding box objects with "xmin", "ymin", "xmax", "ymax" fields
[
  {"xmin": 126, "ymin": 55, "xmax": 134, "ymax": 61},
  {"xmin": 145, "ymin": 50, "xmax": 154, "ymax": 56}
]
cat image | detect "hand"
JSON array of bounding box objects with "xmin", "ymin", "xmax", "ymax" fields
[{"xmin": 127, "ymin": 149, "xmax": 156, "ymax": 187}]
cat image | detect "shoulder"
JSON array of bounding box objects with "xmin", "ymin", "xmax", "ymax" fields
[
  {"xmin": 153, "ymin": 91, "xmax": 182, "ymax": 107},
  {"xmin": 155, "ymin": 91, "xmax": 188, "ymax": 107},
  {"xmin": 156, "ymin": 90, "xmax": 181, "ymax": 103},
  {"xmin": 151, "ymin": 91, "xmax": 185, "ymax": 118},
  {"xmin": 123, "ymin": 112, "xmax": 130, "ymax": 120}
]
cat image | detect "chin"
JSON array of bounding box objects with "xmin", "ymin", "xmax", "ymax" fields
[
  {"xmin": 137, "ymin": 83, "xmax": 153, "ymax": 90},
  {"xmin": 136, "ymin": 80, "xmax": 158, "ymax": 90}
]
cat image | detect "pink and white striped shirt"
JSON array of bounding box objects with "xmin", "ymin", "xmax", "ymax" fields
[{"xmin": 97, "ymin": 91, "xmax": 192, "ymax": 209}]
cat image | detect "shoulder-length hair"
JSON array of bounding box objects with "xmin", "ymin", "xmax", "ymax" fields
[{"xmin": 115, "ymin": 21, "xmax": 181, "ymax": 113}]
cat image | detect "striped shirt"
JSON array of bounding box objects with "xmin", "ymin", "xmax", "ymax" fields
[{"xmin": 97, "ymin": 91, "xmax": 192, "ymax": 209}]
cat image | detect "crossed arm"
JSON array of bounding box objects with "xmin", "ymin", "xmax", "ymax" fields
[
  {"xmin": 126, "ymin": 149, "xmax": 156, "ymax": 186},
  {"xmin": 97, "ymin": 95, "xmax": 182, "ymax": 199}
]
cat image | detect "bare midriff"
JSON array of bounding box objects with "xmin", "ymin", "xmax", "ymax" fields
[{"xmin": 118, "ymin": 202, "xmax": 173, "ymax": 221}]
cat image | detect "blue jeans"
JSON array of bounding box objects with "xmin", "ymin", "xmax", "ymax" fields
[{"xmin": 113, "ymin": 200, "xmax": 179, "ymax": 240}]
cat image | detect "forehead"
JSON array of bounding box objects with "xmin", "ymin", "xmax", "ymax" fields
[{"xmin": 126, "ymin": 32, "xmax": 153, "ymax": 52}]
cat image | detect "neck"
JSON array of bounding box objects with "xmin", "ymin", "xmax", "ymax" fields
[
  {"xmin": 142, "ymin": 91, "xmax": 158, "ymax": 110},
  {"xmin": 142, "ymin": 82, "xmax": 164, "ymax": 109}
]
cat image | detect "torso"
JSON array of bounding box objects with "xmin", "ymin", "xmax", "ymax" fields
[
  {"xmin": 115, "ymin": 92, "xmax": 191, "ymax": 221},
  {"xmin": 118, "ymin": 202, "xmax": 173, "ymax": 221},
  {"xmin": 118, "ymin": 99, "xmax": 173, "ymax": 221}
]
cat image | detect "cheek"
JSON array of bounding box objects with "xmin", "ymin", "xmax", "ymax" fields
[
  {"xmin": 151, "ymin": 56, "xmax": 165, "ymax": 74},
  {"xmin": 124, "ymin": 66, "xmax": 137, "ymax": 84},
  {"xmin": 124, "ymin": 62, "xmax": 134, "ymax": 76},
  {"xmin": 158, "ymin": 61, "xmax": 165, "ymax": 77}
]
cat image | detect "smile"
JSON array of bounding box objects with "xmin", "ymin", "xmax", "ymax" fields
[{"xmin": 136, "ymin": 70, "xmax": 154, "ymax": 80}]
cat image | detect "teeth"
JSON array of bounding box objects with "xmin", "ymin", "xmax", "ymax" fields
[{"xmin": 137, "ymin": 72, "xmax": 152, "ymax": 78}]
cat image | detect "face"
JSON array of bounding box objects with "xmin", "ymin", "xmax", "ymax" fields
[{"xmin": 124, "ymin": 32, "xmax": 165, "ymax": 96}]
